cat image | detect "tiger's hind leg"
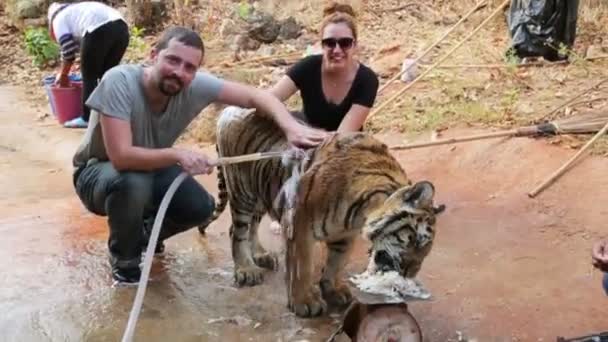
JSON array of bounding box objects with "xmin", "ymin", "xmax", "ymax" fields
[
  {"xmin": 286, "ymin": 213, "xmax": 327, "ymax": 317},
  {"xmin": 249, "ymin": 212, "xmax": 279, "ymax": 271},
  {"xmin": 319, "ymin": 237, "xmax": 355, "ymax": 309},
  {"xmin": 230, "ymin": 205, "xmax": 266, "ymax": 287}
]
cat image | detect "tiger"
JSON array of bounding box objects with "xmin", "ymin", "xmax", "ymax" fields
[{"xmin": 198, "ymin": 106, "xmax": 445, "ymax": 318}]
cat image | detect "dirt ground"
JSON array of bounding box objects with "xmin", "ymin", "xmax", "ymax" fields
[{"xmin": 2, "ymin": 78, "xmax": 608, "ymax": 342}]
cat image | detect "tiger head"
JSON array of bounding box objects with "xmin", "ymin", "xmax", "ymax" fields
[{"xmin": 363, "ymin": 181, "xmax": 445, "ymax": 278}]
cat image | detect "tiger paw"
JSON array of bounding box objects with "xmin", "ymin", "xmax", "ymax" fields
[
  {"xmin": 253, "ymin": 252, "xmax": 279, "ymax": 271},
  {"xmin": 320, "ymin": 281, "xmax": 353, "ymax": 308},
  {"xmin": 288, "ymin": 290, "xmax": 327, "ymax": 318},
  {"xmin": 234, "ymin": 266, "xmax": 265, "ymax": 286}
]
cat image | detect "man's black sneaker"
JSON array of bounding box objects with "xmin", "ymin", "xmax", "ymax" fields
[
  {"xmin": 112, "ymin": 265, "xmax": 141, "ymax": 286},
  {"xmin": 109, "ymin": 255, "xmax": 141, "ymax": 286}
]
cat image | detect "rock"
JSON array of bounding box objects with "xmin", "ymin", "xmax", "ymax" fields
[
  {"xmin": 5, "ymin": 0, "xmax": 46, "ymax": 26},
  {"xmin": 586, "ymin": 44, "xmax": 605, "ymax": 59},
  {"xmin": 231, "ymin": 34, "xmax": 261, "ymax": 52},
  {"xmin": 278, "ymin": 16, "xmax": 301, "ymax": 40},
  {"xmin": 219, "ymin": 18, "xmax": 240, "ymax": 38},
  {"xmin": 15, "ymin": 0, "xmax": 45, "ymax": 19},
  {"xmin": 258, "ymin": 44, "xmax": 275, "ymax": 56},
  {"xmin": 246, "ymin": 11, "xmax": 280, "ymax": 44},
  {"xmin": 18, "ymin": 17, "xmax": 46, "ymax": 30}
]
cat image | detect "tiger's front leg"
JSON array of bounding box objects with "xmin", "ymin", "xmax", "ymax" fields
[
  {"xmin": 230, "ymin": 206, "xmax": 266, "ymax": 286},
  {"xmin": 249, "ymin": 212, "xmax": 278, "ymax": 271},
  {"xmin": 320, "ymin": 237, "xmax": 355, "ymax": 308},
  {"xmin": 286, "ymin": 215, "xmax": 327, "ymax": 317}
]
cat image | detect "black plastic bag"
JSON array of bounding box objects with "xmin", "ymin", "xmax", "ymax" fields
[{"xmin": 507, "ymin": 0, "xmax": 580, "ymax": 61}]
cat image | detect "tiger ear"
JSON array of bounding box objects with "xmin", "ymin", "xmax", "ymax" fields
[{"xmin": 403, "ymin": 181, "xmax": 435, "ymax": 209}]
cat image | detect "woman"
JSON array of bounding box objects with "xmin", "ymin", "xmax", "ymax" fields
[
  {"xmin": 269, "ymin": 2, "xmax": 379, "ymax": 133},
  {"xmin": 267, "ymin": 3, "xmax": 379, "ymax": 234},
  {"xmin": 48, "ymin": 1, "xmax": 130, "ymax": 128}
]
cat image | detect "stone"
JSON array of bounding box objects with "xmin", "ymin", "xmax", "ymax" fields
[
  {"xmin": 231, "ymin": 34, "xmax": 261, "ymax": 52},
  {"xmin": 15, "ymin": 0, "xmax": 45, "ymax": 19},
  {"xmin": 258, "ymin": 44, "xmax": 275, "ymax": 56},
  {"xmin": 246, "ymin": 11, "xmax": 280, "ymax": 44},
  {"xmin": 219, "ymin": 19, "xmax": 240, "ymax": 38},
  {"xmin": 21, "ymin": 17, "xmax": 46, "ymax": 29},
  {"xmin": 278, "ymin": 16, "xmax": 301, "ymax": 40},
  {"xmin": 5, "ymin": 0, "xmax": 46, "ymax": 26}
]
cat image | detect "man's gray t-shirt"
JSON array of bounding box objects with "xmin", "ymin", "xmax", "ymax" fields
[{"xmin": 73, "ymin": 64, "xmax": 224, "ymax": 168}]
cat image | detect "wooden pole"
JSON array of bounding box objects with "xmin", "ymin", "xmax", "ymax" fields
[
  {"xmin": 366, "ymin": 0, "xmax": 510, "ymax": 123},
  {"xmin": 377, "ymin": 0, "xmax": 488, "ymax": 94},
  {"xmin": 390, "ymin": 130, "xmax": 517, "ymax": 150},
  {"xmin": 216, "ymin": 151, "xmax": 285, "ymax": 165},
  {"xmin": 527, "ymin": 121, "xmax": 608, "ymax": 198}
]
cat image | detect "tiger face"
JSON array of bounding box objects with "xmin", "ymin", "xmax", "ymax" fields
[{"xmin": 363, "ymin": 181, "xmax": 445, "ymax": 278}]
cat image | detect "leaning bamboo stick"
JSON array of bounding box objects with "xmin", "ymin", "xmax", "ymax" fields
[
  {"xmin": 377, "ymin": 0, "xmax": 488, "ymax": 94},
  {"xmin": 216, "ymin": 151, "xmax": 285, "ymax": 165},
  {"xmin": 367, "ymin": 0, "xmax": 510, "ymax": 123},
  {"xmin": 527, "ymin": 121, "xmax": 608, "ymax": 198}
]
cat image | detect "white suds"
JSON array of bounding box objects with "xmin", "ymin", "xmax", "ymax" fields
[
  {"xmin": 273, "ymin": 147, "xmax": 310, "ymax": 240},
  {"xmin": 350, "ymin": 270, "xmax": 431, "ymax": 302}
]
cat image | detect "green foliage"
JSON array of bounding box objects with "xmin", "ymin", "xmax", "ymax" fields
[
  {"xmin": 503, "ymin": 47, "xmax": 521, "ymax": 74},
  {"xmin": 129, "ymin": 26, "xmax": 147, "ymax": 52},
  {"xmin": 23, "ymin": 27, "xmax": 59, "ymax": 68},
  {"xmin": 236, "ymin": 1, "xmax": 252, "ymax": 20}
]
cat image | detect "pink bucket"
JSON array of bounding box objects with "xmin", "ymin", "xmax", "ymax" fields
[{"xmin": 48, "ymin": 81, "xmax": 83, "ymax": 124}]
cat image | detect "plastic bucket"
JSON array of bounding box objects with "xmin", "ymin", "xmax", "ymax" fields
[{"xmin": 42, "ymin": 74, "xmax": 83, "ymax": 124}]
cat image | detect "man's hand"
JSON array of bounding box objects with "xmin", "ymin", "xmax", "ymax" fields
[
  {"xmin": 215, "ymin": 81, "xmax": 330, "ymax": 148},
  {"xmin": 174, "ymin": 149, "xmax": 217, "ymax": 175},
  {"xmin": 592, "ymin": 239, "xmax": 608, "ymax": 272},
  {"xmin": 55, "ymin": 72, "xmax": 69, "ymax": 87},
  {"xmin": 284, "ymin": 121, "xmax": 329, "ymax": 148}
]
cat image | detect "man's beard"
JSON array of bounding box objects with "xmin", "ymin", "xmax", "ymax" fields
[{"xmin": 158, "ymin": 75, "xmax": 184, "ymax": 96}]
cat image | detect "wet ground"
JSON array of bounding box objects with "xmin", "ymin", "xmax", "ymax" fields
[{"xmin": 1, "ymin": 85, "xmax": 607, "ymax": 342}]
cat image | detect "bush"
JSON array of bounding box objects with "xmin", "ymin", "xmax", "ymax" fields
[{"xmin": 23, "ymin": 27, "xmax": 59, "ymax": 68}]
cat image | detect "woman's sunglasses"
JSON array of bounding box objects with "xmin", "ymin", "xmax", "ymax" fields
[{"xmin": 321, "ymin": 37, "xmax": 355, "ymax": 50}]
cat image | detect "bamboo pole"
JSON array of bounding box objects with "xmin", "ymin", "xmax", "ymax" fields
[
  {"xmin": 377, "ymin": 0, "xmax": 488, "ymax": 94},
  {"xmin": 527, "ymin": 121, "xmax": 608, "ymax": 198},
  {"xmin": 216, "ymin": 151, "xmax": 285, "ymax": 165},
  {"xmin": 390, "ymin": 130, "xmax": 516, "ymax": 150},
  {"xmin": 366, "ymin": 0, "xmax": 511, "ymax": 123}
]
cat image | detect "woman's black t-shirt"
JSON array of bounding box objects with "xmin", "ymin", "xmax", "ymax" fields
[{"xmin": 286, "ymin": 54, "xmax": 379, "ymax": 131}]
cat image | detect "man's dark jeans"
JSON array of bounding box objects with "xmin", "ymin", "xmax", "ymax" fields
[{"xmin": 73, "ymin": 162, "xmax": 215, "ymax": 268}]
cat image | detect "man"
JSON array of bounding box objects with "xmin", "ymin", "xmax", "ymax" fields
[
  {"xmin": 72, "ymin": 26, "xmax": 328, "ymax": 285},
  {"xmin": 48, "ymin": 1, "xmax": 130, "ymax": 128},
  {"xmin": 592, "ymin": 238, "xmax": 608, "ymax": 295}
]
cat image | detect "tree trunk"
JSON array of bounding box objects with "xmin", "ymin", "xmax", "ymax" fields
[{"xmin": 126, "ymin": 0, "xmax": 153, "ymax": 29}]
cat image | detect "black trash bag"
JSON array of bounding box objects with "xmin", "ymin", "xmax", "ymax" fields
[{"xmin": 507, "ymin": 0, "xmax": 580, "ymax": 61}]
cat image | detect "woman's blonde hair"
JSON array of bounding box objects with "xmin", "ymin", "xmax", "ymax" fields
[{"xmin": 321, "ymin": 2, "xmax": 358, "ymax": 40}]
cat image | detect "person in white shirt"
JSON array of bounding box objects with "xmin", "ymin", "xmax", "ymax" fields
[{"xmin": 48, "ymin": 1, "xmax": 130, "ymax": 128}]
